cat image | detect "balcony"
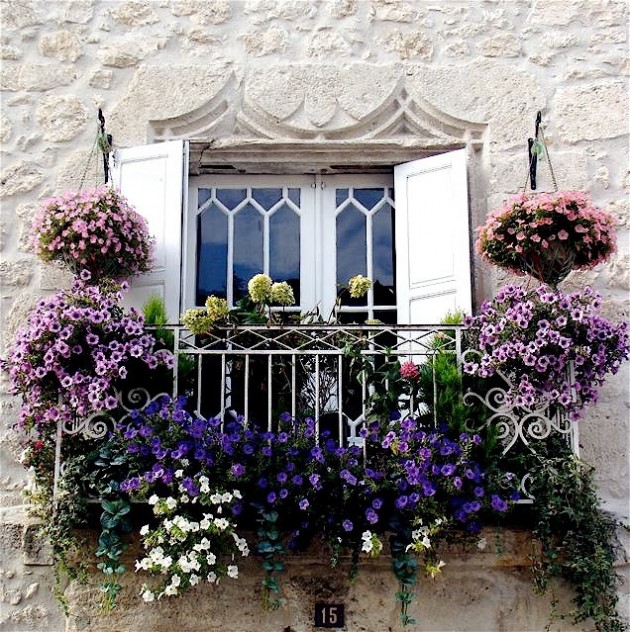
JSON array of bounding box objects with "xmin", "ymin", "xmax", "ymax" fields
[{"xmin": 59, "ymin": 323, "xmax": 578, "ymax": 502}]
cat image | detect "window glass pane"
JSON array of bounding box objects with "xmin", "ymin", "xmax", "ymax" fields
[
  {"xmin": 270, "ymin": 204, "xmax": 300, "ymax": 304},
  {"xmin": 372, "ymin": 202, "xmax": 396, "ymax": 306},
  {"xmin": 198, "ymin": 188, "xmax": 212, "ymax": 210},
  {"xmin": 216, "ymin": 188, "xmax": 247, "ymax": 209},
  {"xmin": 252, "ymin": 188, "xmax": 282, "ymax": 211},
  {"xmin": 288, "ymin": 188, "xmax": 301, "ymax": 206},
  {"xmin": 353, "ymin": 187, "xmax": 383, "ymax": 212},
  {"xmin": 337, "ymin": 311, "xmax": 368, "ymax": 325},
  {"xmin": 197, "ymin": 204, "xmax": 228, "ymax": 304},
  {"xmin": 336, "ymin": 188, "xmax": 349, "ymax": 206},
  {"xmin": 374, "ymin": 309, "xmax": 398, "ymax": 325},
  {"xmin": 233, "ymin": 204, "xmax": 264, "ymax": 302},
  {"xmin": 337, "ymin": 204, "xmax": 367, "ymax": 306}
]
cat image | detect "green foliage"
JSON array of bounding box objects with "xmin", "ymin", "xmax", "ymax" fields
[
  {"xmin": 255, "ymin": 507, "xmax": 285, "ymax": 610},
  {"xmin": 141, "ymin": 296, "xmax": 195, "ymax": 396},
  {"xmin": 88, "ymin": 438, "xmax": 134, "ymax": 611},
  {"xmin": 529, "ymin": 455, "xmax": 627, "ymax": 632}
]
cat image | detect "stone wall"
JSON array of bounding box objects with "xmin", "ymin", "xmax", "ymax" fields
[{"xmin": 0, "ymin": 1, "xmax": 628, "ymax": 630}]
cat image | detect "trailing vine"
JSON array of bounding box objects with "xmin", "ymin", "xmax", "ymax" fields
[
  {"xmin": 529, "ymin": 455, "xmax": 627, "ymax": 632},
  {"xmin": 255, "ymin": 508, "xmax": 285, "ymax": 611}
]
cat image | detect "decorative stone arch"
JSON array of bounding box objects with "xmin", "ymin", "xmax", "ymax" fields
[{"xmin": 146, "ymin": 65, "xmax": 487, "ymax": 175}]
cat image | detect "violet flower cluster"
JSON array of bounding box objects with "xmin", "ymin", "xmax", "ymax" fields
[
  {"xmin": 476, "ymin": 191, "xmax": 617, "ymax": 276},
  {"xmin": 463, "ymin": 284, "xmax": 629, "ymax": 420},
  {"xmin": 1, "ymin": 274, "xmax": 174, "ymax": 432},
  {"xmin": 118, "ymin": 396, "xmax": 513, "ymax": 555},
  {"xmin": 30, "ymin": 186, "xmax": 154, "ymax": 282}
]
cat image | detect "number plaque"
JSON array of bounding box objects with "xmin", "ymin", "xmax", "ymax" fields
[{"xmin": 314, "ymin": 603, "xmax": 345, "ymax": 628}]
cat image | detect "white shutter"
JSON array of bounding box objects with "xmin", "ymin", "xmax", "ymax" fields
[
  {"xmin": 394, "ymin": 150, "xmax": 472, "ymax": 324},
  {"xmin": 111, "ymin": 140, "xmax": 187, "ymax": 322}
]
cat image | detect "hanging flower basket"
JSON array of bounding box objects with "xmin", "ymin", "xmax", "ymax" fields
[
  {"xmin": 476, "ymin": 191, "xmax": 617, "ymax": 286},
  {"xmin": 30, "ymin": 186, "xmax": 154, "ymax": 283}
]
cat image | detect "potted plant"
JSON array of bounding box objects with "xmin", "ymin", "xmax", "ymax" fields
[
  {"xmin": 30, "ymin": 186, "xmax": 154, "ymax": 283},
  {"xmin": 475, "ymin": 191, "xmax": 617, "ymax": 286},
  {"xmin": 463, "ymin": 284, "xmax": 629, "ymax": 421}
]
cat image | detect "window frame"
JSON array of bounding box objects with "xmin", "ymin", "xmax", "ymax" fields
[{"xmin": 185, "ymin": 173, "xmax": 396, "ymax": 320}]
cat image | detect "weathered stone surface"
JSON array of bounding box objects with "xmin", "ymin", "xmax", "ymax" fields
[
  {"xmin": 328, "ymin": 0, "xmax": 358, "ymax": 18},
  {"xmin": 0, "ymin": 66, "xmax": 19, "ymax": 91},
  {"xmin": 244, "ymin": 0, "xmax": 317, "ymax": 25},
  {"xmin": 0, "ymin": 162, "xmax": 43, "ymax": 198},
  {"xmin": 35, "ymin": 95, "xmax": 89, "ymax": 142},
  {"xmin": 2, "ymin": 291, "xmax": 40, "ymax": 343},
  {"xmin": 409, "ymin": 60, "xmax": 545, "ymax": 149},
  {"xmin": 19, "ymin": 64, "xmax": 78, "ymax": 91},
  {"xmin": 606, "ymin": 253, "xmax": 630, "ymax": 291},
  {"xmin": 38, "ymin": 29, "xmax": 82, "ymax": 62},
  {"xmin": 590, "ymin": 28, "xmax": 627, "ymax": 46},
  {"xmin": 554, "ymin": 81, "xmax": 629, "ymax": 142},
  {"xmin": 0, "ymin": 0, "xmax": 43, "ymax": 29},
  {"xmin": 108, "ymin": 63, "xmax": 233, "ymax": 145},
  {"xmin": 245, "ymin": 64, "xmax": 403, "ymax": 131},
  {"xmin": 170, "ymin": 0, "xmax": 232, "ymax": 24},
  {"xmin": 109, "ymin": 1, "xmax": 159, "ymax": 26},
  {"xmin": 594, "ymin": 164, "xmax": 610, "ymax": 189},
  {"xmin": 240, "ymin": 25, "xmax": 288, "ymax": 57},
  {"xmin": 442, "ymin": 37, "xmax": 469, "ymax": 57},
  {"xmin": 38, "ymin": 262, "xmax": 73, "ymax": 291},
  {"xmin": 306, "ymin": 31, "xmax": 352, "ymax": 58},
  {"xmin": 88, "ymin": 68, "xmax": 113, "ymax": 89},
  {"xmin": 526, "ymin": 0, "xmax": 586, "ymax": 26},
  {"xmin": 0, "ymin": 45, "xmax": 22, "ymax": 59},
  {"xmin": 22, "ymin": 525, "xmax": 52, "ymax": 566},
  {"xmin": 15, "ymin": 202, "xmax": 38, "ymax": 253},
  {"xmin": 51, "ymin": 0, "xmax": 95, "ymax": 24},
  {"xmin": 487, "ymin": 151, "xmax": 589, "ymax": 196},
  {"xmin": 546, "ymin": 31, "xmax": 578, "ymax": 49},
  {"xmin": 0, "ymin": 260, "xmax": 34, "ymax": 288},
  {"xmin": 606, "ymin": 198, "xmax": 629, "ymax": 228},
  {"xmin": 477, "ymin": 32, "xmax": 521, "ymax": 57},
  {"xmin": 0, "ymin": 113, "xmax": 11, "ymax": 143},
  {"xmin": 370, "ymin": 0, "xmax": 423, "ymax": 23},
  {"xmin": 383, "ymin": 29, "xmax": 433, "ymax": 60},
  {"xmin": 0, "ymin": 216, "xmax": 8, "ymax": 253},
  {"xmin": 97, "ymin": 36, "xmax": 167, "ymax": 67}
]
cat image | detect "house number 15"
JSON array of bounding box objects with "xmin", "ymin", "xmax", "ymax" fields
[{"xmin": 314, "ymin": 603, "xmax": 345, "ymax": 628}]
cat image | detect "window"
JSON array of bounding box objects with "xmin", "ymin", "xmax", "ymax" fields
[
  {"xmin": 112, "ymin": 141, "xmax": 472, "ymax": 325},
  {"xmin": 184, "ymin": 175, "xmax": 397, "ymax": 322}
]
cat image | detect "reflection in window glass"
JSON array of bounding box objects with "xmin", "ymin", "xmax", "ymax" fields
[
  {"xmin": 233, "ymin": 204, "xmax": 264, "ymax": 302},
  {"xmin": 337, "ymin": 204, "xmax": 367, "ymax": 306},
  {"xmin": 288, "ymin": 188, "xmax": 301, "ymax": 206},
  {"xmin": 270, "ymin": 204, "xmax": 300, "ymax": 304},
  {"xmin": 197, "ymin": 204, "xmax": 228, "ymax": 304},
  {"xmin": 252, "ymin": 188, "xmax": 283, "ymax": 211},
  {"xmin": 372, "ymin": 203, "xmax": 396, "ymax": 306},
  {"xmin": 353, "ymin": 188, "xmax": 383, "ymax": 211},
  {"xmin": 216, "ymin": 188, "xmax": 247, "ymax": 208}
]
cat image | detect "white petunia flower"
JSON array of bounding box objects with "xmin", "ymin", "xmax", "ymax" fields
[
  {"xmin": 165, "ymin": 497, "xmax": 177, "ymax": 510},
  {"xmin": 214, "ymin": 517, "xmax": 229, "ymax": 531},
  {"xmin": 141, "ymin": 589, "xmax": 155, "ymax": 602},
  {"xmin": 227, "ymin": 565, "xmax": 239, "ymax": 579}
]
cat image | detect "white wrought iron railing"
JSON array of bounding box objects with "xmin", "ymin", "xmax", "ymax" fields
[{"xmin": 53, "ymin": 324, "xmax": 578, "ymax": 503}]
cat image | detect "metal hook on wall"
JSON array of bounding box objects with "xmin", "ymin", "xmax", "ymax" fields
[
  {"xmin": 98, "ymin": 108, "xmax": 113, "ymax": 184},
  {"xmin": 528, "ymin": 111, "xmax": 542, "ymax": 190}
]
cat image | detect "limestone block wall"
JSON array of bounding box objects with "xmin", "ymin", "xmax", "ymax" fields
[{"xmin": 0, "ymin": 1, "xmax": 628, "ymax": 630}]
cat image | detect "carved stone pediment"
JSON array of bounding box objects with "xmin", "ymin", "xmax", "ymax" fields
[{"xmin": 149, "ymin": 64, "xmax": 485, "ymax": 171}]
